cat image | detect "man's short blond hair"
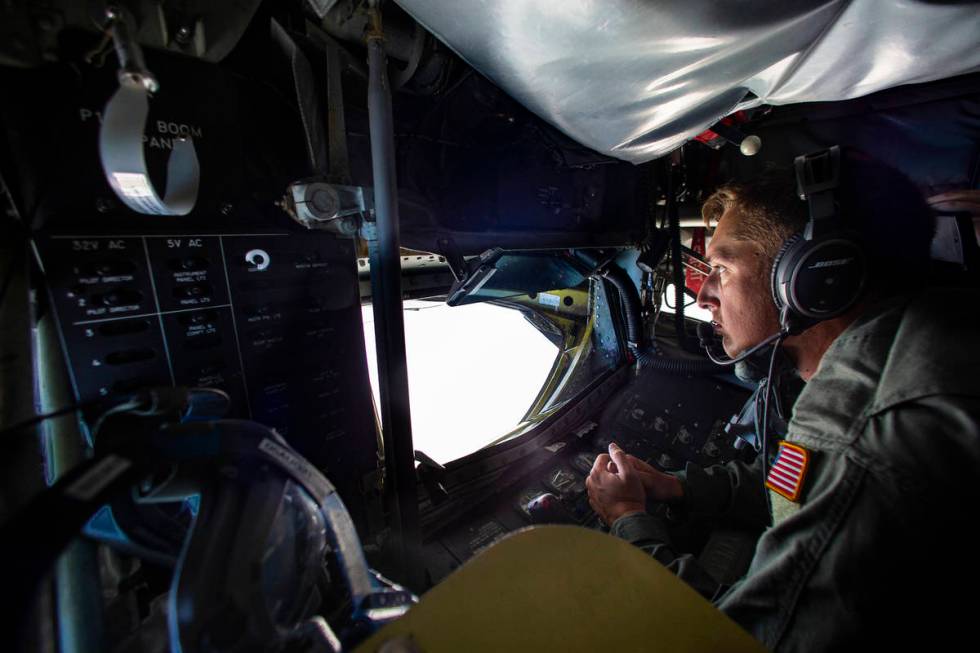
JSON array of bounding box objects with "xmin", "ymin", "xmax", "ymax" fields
[{"xmin": 701, "ymin": 169, "xmax": 809, "ymax": 263}]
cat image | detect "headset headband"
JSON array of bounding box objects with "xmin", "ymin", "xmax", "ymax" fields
[{"xmin": 794, "ymin": 145, "xmax": 841, "ymax": 237}]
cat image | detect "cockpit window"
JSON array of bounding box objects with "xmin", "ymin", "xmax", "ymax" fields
[
  {"xmin": 361, "ymin": 277, "xmax": 623, "ymax": 464},
  {"xmin": 361, "ymin": 300, "xmax": 558, "ymax": 464},
  {"xmin": 518, "ymin": 278, "xmax": 622, "ymax": 419}
]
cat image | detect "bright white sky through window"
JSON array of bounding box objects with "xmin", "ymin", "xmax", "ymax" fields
[
  {"xmin": 659, "ymin": 283, "xmax": 713, "ymax": 322},
  {"xmin": 361, "ymin": 300, "xmax": 559, "ymax": 465}
]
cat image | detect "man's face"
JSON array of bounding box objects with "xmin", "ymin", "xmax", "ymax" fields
[{"xmin": 697, "ymin": 208, "xmax": 781, "ymax": 357}]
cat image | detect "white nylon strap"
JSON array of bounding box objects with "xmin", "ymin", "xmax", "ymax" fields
[{"xmin": 99, "ymin": 85, "xmax": 200, "ymax": 216}]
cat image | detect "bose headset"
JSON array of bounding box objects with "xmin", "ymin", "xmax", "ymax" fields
[{"xmin": 771, "ymin": 145, "xmax": 868, "ymax": 334}]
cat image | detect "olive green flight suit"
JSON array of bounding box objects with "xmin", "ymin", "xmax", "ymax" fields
[{"xmin": 611, "ymin": 290, "xmax": 980, "ymax": 651}]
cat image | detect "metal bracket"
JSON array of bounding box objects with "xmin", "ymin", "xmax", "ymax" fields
[
  {"xmin": 104, "ymin": 5, "xmax": 158, "ymax": 93},
  {"xmin": 280, "ymin": 180, "xmax": 372, "ymax": 237},
  {"xmin": 436, "ymin": 237, "xmax": 468, "ymax": 280},
  {"xmin": 414, "ymin": 450, "xmax": 448, "ymax": 506},
  {"xmin": 360, "ymin": 218, "xmax": 378, "ymax": 243},
  {"xmin": 277, "ymin": 21, "xmax": 373, "ymax": 236}
]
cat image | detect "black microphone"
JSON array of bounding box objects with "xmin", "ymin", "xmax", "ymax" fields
[{"xmin": 696, "ymin": 322, "xmax": 786, "ymax": 366}]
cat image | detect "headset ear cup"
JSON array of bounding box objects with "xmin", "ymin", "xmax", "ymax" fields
[{"xmin": 770, "ymin": 233, "xmax": 803, "ymax": 313}]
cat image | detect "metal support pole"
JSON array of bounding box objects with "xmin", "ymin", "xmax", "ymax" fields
[
  {"xmin": 1, "ymin": 221, "xmax": 59, "ymax": 653},
  {"xmin": 365, "ymin": 7, "xmax": 422, "ymax": 589},
  {"xmin": 0, "ymin": 212, "xmax": 104, "ymax": 651},
  {"xmin": 38, "ymin": 310, "xmax": 106, "ymax": 653},
  {"xmin": 666, "ymin": 156, "xmax": 694, "ymax": 353}
]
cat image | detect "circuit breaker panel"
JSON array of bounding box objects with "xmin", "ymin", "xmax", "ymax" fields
[{"xmin": 37, "ymin": 231, "xmax": 378, "ymax": 502}]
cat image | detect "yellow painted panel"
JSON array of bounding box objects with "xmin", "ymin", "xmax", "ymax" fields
[{"xmin": 356, "ymin": 525, "xmax": 765, "ymax": 653}]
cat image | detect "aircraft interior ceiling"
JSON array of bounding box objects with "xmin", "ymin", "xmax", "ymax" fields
[
  {"xmin": 0, "ymin": 1, "xmax": 978, "ymax": 652},
  {"xmin": 395, "ymin": 0, "xmax": 980, "ymax": 163}
]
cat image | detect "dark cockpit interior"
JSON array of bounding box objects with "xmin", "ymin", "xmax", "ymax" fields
[{"xmin": 1, "ymin": 1, "xmax": 978, "ymax": 651}]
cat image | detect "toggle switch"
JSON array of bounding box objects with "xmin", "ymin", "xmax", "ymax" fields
[
  {"xmin": 173, "ymin": 282, "xmax": 213, "ymax": 299},
  {"xmin": 99, "ymin": 288, "xmax": 143, "ymax": 306}
]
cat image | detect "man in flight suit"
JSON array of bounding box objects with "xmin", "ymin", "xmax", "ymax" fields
[{"xmin": 586, "ymin": 153, "xmax": 980, "ymax": 650}]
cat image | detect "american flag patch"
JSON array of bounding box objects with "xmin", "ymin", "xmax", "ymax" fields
[{"xmin": 766, "ymin": 441, "xmax": 810, "ymax": 503}]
